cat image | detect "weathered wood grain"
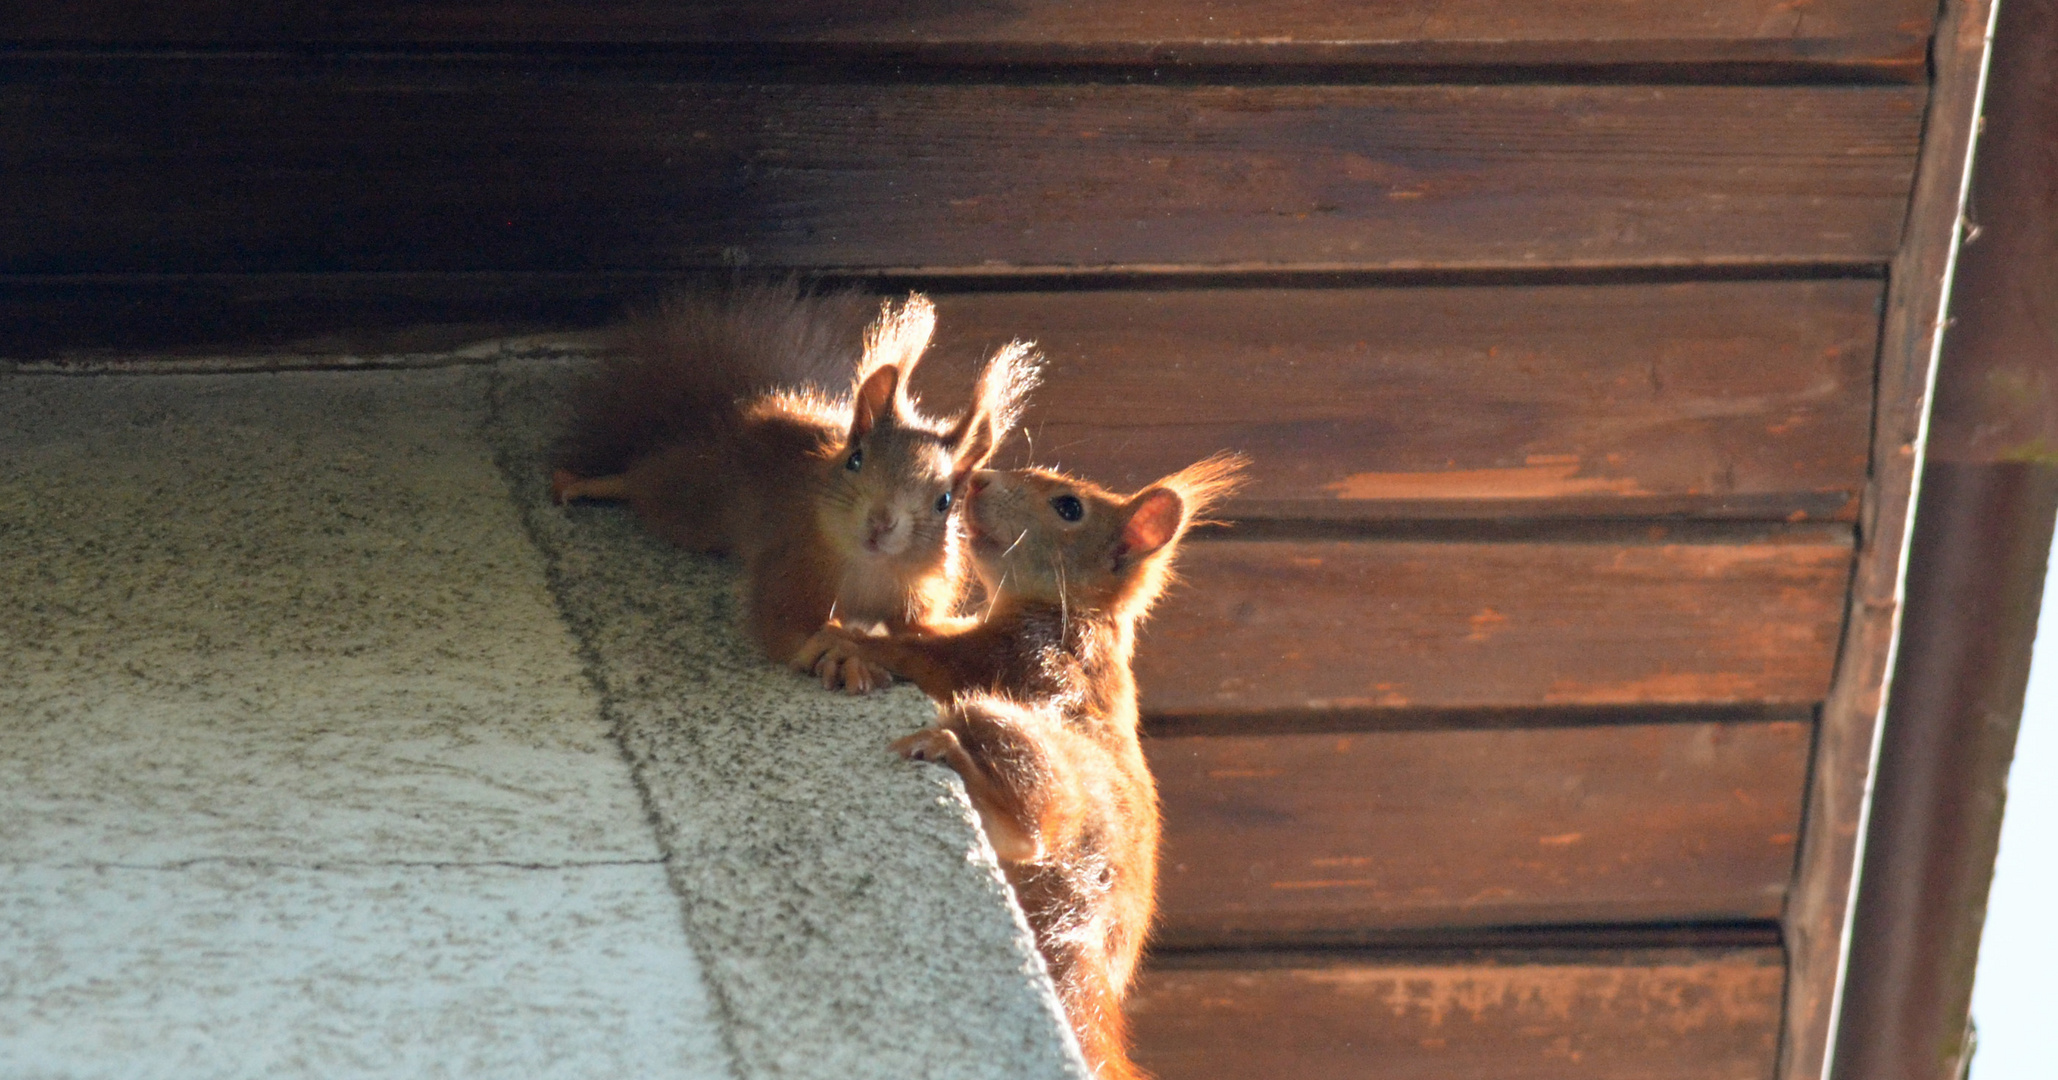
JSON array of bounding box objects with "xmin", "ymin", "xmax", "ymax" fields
[
  {"xmin": 0, "ymin": 0, "xmax": 1936, "ymax": 74},
  {"xmin": 1149, "ymin": 720, "xmax": 1809, "ymax": 944},
  {"xmin": 0, "ymin": 62, "xmax": 1925, "ymax": 275},
  {"xmin": 912, "ymin": 282, "xmax": 1880, "ymax": 521},
  {"xmin": 1129, "ymin": 948, "xmax": 1786, "ymax": 1080},
  {"xmin": 2, "ymin": 279, "xmax": 1886, "ymax": 526},
  {"xmin": 1136, "ymin": 534, "xmax": 1852, "ymax": 715}
]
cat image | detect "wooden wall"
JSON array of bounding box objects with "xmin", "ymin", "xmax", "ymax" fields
[{"xmin": 2, "ymin": 3, "xmax": 1953, "ymax": 1074}]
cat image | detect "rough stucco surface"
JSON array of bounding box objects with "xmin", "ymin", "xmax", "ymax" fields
[
  {"xmin": 0, "ymin": 363, "xmax": 1081, "ymax": 1080},
  {"xmin": 488, "ymin": 358, "xmax": 1086, "ymax": 1080},
  {"xmin": 0, "ymin": 368, "xmax": 732, "ymax": 1080},
  {"xmin": 0, "ymin": 862, "xmax": 718, "ymax": 1080},
  {"xmin": 0, "ymin": 371, "xmax": 658, "ymax": 867}
]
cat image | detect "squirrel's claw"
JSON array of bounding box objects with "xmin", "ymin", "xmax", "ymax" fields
[
  {"xmin": 796, "ymin": 629, "xmax": 891, "ymax": 694},
  {"xmin": 791, "ymin": 629, "xmax": 841, "ymax": 673},
  {"xmin": 838, "ymin": 656, "xmax": 892, "ymax": 695},
  {"xmin": 890, "ymin": 726, "xmax": 963, "ymax": 764}
]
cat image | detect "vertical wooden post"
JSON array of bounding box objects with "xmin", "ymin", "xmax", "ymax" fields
[
  {"xmin": 1778, "ymin": 0, "xmax": 2000, "ymax": 1076},
  {"xmin": 1832, "ymin": 0, "xmax": 2058, "ymax": 1076}
]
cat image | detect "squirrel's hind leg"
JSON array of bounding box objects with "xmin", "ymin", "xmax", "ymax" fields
[{"xmin": 551, "ymin": 469, "xmax": 630, "ymax": 505}]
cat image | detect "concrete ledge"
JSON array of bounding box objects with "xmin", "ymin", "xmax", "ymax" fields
[
  {"xmin": 0, "ymin": 364, "xmax": 1081, "ymax": 1079},
  {"xmin": 491, "ymin": 360, "xmax": 1085, "ymax": 1080},
  {"xmin": 0, "ymin": 862, "xmax": 715, "ymax": 1080}
]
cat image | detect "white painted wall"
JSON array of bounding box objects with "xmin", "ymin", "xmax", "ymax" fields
[{"xmin": 1968, "ymin": 529, "xmax": 2058, "ymax": 1078}]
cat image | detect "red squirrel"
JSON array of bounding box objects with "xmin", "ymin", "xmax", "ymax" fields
[
  {"xmin": 796, "ymin": 455, "xmax": 1246, "ymax": 1080},
  {"xmin": 551, "ymin": 286, "xmax": 1040, "ymax": 670}
]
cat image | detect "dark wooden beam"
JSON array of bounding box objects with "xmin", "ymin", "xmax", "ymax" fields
[
  {"xmin": 1777, "ymin": 0, "xmax": 2001, "ymax": 1074},
  {"xmin": 1830, "ymin": 0, "xmax": 2058, "ymax": 1076},
  {"xmin": 0, "ymin": 0, "xmax": 1935, "ymax": 77},
  {"xmin": 0, "ymin": 60, "xmax": 1924, "ymax": 276},
  {"xmin": 1833, "ymin": 464, "xmax": 2058, "ymax": 1080}
]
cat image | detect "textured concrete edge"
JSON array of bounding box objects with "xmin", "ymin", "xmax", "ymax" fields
[
  {"xmin": 474, "ymin": 364, "xmax": 753, "ymax": 1080},
  {"xmin": 479, "ymin": 358, "xmax": 1086, "ymax": 1080}
]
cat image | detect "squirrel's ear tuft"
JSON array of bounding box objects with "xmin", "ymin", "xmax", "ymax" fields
[
  {"xmin": 946, "ymin": 340, "xmax": 1042, "ymax": 476},
  {"xmin": 1109, "ymin": 454, "xmax": 1248, "ymax": 571},
  {"xmin": 848, "ymin": 363, "xmax": 900, "ymax": 442},
  {"xmin": 847, "ymin": 293, "xmax": 932, "ymax": 441},
  {"xmin": 1156, "ymin": 452, "xmax": 1248, "ymax": 527},
  {"xmin": 852, "ymin": 292, "xmax": 933, "ymax": 385},
  {"xmin": 1113, "ymin": 487, "xmax": 1187, "ymax": 567},
  {"xmin": 839, "ymin": 292, "xmax": 930, "ymax": 440}
]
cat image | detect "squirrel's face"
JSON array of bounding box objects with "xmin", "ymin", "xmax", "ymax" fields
[
  {"xmin": 822, "ymin": 422, "xmax": 962, "ymax": 566},
  {"xmin": 819, "ymin": 346, "xmax": 1012, "ymax": 578},
  {"xmin": 962, "ymin": 468, "xmax": 1187, "ymax": 612}
]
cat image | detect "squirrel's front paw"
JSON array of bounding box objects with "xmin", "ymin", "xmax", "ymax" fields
[
  {"xmin": 790, "ymin": 629, "xmax": 846, "ymax": 673},
  {"xmin": 818, "ymin": 652, "xmax": 893, "ymax": 696},
  {"xmin": 794, "ymin": 630, "xmax": 892, "ymax": 695}
]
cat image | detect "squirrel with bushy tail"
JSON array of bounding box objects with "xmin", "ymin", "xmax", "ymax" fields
[{"xmin": 552, "ymin": 285, "xmax": 1039, "ymax": 674}]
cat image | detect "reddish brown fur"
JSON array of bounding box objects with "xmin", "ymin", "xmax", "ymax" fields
[
  {"xmin": 805, "ymin": 454, "xmax": 1246, "ymax": 1078},
  {"xmin": 552, "ymin": 285, "xmax": 1039, "ymax": 666}
]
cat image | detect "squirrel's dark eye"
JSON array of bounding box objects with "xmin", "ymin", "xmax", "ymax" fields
[
  {"xmin": 934, "ymin": 491, "xmax": 953, "ymax": 514},
  {"xmin": 1049, "ymin": 494, "xmax": 1084, "ymax": 522},
  {"xmin": 845, "ymin": 448, "xmax": 863, "ymax": 472}
]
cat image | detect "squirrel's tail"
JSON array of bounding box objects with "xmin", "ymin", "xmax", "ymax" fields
[
  {"xmin": 555, "ymin": 282, "xmax": 874, "ymax": 476},
  {"xmin": 1065, "ymin": 961, "xmax": 1150, "ymax": 1080}
]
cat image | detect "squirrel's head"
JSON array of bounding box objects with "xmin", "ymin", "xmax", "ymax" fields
[
  {"xmin": 960, "ymin": 453, "xmax": 1247, "ymax": 620},
  {"xmin": 819, "ymin": 294, "xmax": 1041, "ymax": 586}
]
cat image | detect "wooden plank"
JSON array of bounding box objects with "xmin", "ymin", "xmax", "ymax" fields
[
  {"xmin": 0, "ymin": 0, "xmax": 1936, "ymax": 74},
  {"xmin": 1129, "ymin": 949, "xmax": 1785, "ymax": 1080},
  {"xmin": 1149, "ymin": 720, "xmax": 1810, "ymax": 944},
  {"xmin": 1136, "ymin": 534, "xmax": 1852, "ymax": 715},
  {"xmin": 0, "ymin": 62, "xmax": 1926, "ymax": 275},
  {"xmin": 0, "ymin": 275, "xmax": 1887, "ymax": 518},
  {"xmin": 1778, "ymin": 0, "xmax": 1999, "ymax": 1074},
  {"xmin": 911, "ymin": 282, "xmax": 1880, "ymax": 522}
]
